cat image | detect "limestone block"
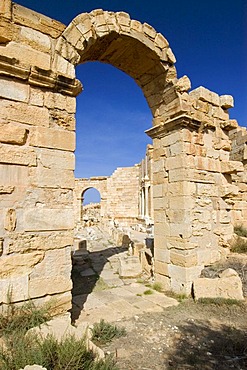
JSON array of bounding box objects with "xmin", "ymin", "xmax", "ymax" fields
[
  {"xmin": 49, "ymin": 110, "xmax": 75, "ymax": 131},
  {"xmin": 154, "ymin": 273, "xmax": 171, "ymax": 291},
  {"xmin": 6, "ymin": 230, "xmax": 74, "ymax": 254},
  {"xmin": 154, "ymin": 33, "xmax": 169, "ymax": 49},
  {"xmin": 29, "ymin": 127, "xmax": 75, "ymax": 151},
  {"xmin": 0, "ymin": 78, "xmax": 29, "ymax": 102},
  {"xmin": 53, "ymin": 54, "xmax": 75, "ymax": 79},
  {"xmin": 44, "ymin": 92, "xmax": 76, "ymax": 113},
  {"xmin": 37, "ymin": 148, "xmax": 75, "ymax": 170},
  {"xmin": 4, "ymin": 208, "xmax": 16, "ymax": 231},
  {"xmin": 190, "ymin": 86, "xmax": 220, "ymax": 106},
  {"xmin": 221, "ymin": 160, "xmax": 244, "ymax": 174},
  {"xmin": 13, "ymin": 4, "xmax": 66, "ymax": 38},
  {"xmin": 21, "ymin": 208, "xmax": 74, "ymax": 232},
  {"xmin": 0, "ymin": 100, "xmax": 49, "ymax": 127},
  {"xmin": 197, "ymin": 248, "xmax": 220, "ymax": 266},
  {"xmin": 154, "ymin": 248, "xmax": 170, "ymax": 263},
  {"xmin": 154, "ymin": 260, "xmax": 168, "ymax": 276},
  {"xmin": 166, "ymin": 48, "xmax": 176, "ymax": 63},
  {"xmin": 29, "ymin": 88, "xmax": 44, "ymax": 107},
  {"xmin": 169, "ymin": 264, "xmax": 203, "ymax": 285},
  {"xmin": 143, "ymin": 22, "xmax": 156, "ymax": 39},
  {"xmin": 20, "ymin": 26, "xmax": 51, "ymax": 53},
  {"xmin": 220, "ymin": 95, "xmax": 234, "ymax": 109},
  {"xmin": 170, "ymin": 250, "xmax": 198, "ymax": 268},
  {"xmin": 0, "ymin": 42, "xmax": 51, "ymax": 70},
  {"xmin": 0, "ymin": 18, "xmax": 13, "ymax": 43},
  {"xmin": 29, "ymin": 276, "xmax": 72, "ymax": 298},
  {"xmin": 0, "ymin": 275, "xmax": 28, "ymax": 304},
  {"xmin": 119, "ymin": 256, "xmax": 142, "ymax": 278},
  {"xmin": 116, "ymin": 11, "xmax": 131, "ymax": 27},
  {"xmin": 0, "ymin": 123, "xmax": 28, "ymax": 145},
  {"xmin": 0, "ymin": 251, "xmax": 44, "ymax": 279},
  {"xmin": 0, "ymin": 144, "xmax": 37, "ymax": 166},
  {"xmin": 170, "ymin": 223, "xmax": 192, "ymax": 239},
  {"xmin": 219, "ymin": 184, "xmax": 239, "ymax": 197},
  {"xmin": 193, "ymin": 268, "xmax": 244, "ymax": 300},
  {"xmin": 73, "ymin": 13, "xmax": 93, "ymax": 35},
  {"xmin": 0, "ymin": 0, "xmax": 11, "ymax": 19},
  {"xmin": 0, "ymin": 164, "xmax": 28, "ymax": 188},
  {"xmin": 166, "ymin": 155, "xmax": 194, "ymax": 170},
  {"xmin": 175, "ymin": 75, "xmax": 191, "ymax": 92},
  {"xmin": 30, "ymin": 247, "xmax": 72, "ymax": 279}
]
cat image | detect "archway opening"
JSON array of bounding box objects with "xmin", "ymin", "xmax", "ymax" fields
[{"xmin": 81, "ymin": 187, "xmax": 101, "ymax": 226}]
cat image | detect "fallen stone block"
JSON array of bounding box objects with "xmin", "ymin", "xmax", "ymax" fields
[
  {"xmin": 119, "ymin": 256, "xmax": 142, "ymax": 278},
  {"xmin": 193, "ymin": 268, "xmax": 244, "ymax": 301}
]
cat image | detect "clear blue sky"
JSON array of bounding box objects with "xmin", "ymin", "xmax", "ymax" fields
[{"xmin": 18, "ymin": 0, "xmax": 247, "ymax": 183}]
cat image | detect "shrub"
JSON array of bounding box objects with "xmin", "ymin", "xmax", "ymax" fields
[
  {"xmin": 0, "ymin": 333, "xmax": 119, "ymax": 370},
  {"xmin": 91, "ymin": 320, "xmax": 126, "ymax": 345},
  {"xmin": 231, "ymin": 236, "xmax": 247, "ymax": 253},
  {"xmin": 0, "ymin": 300, "xmax": 52, "ymax": 338},
  {"xmin": 143, "ymin": 289, "xmax": 153, "ymax": 295},
  {"xmin": 234, "ymin": 225, "xmax": 247, "ymax": 238}
]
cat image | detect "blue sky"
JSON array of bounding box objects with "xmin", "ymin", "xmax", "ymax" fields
[{"xmin": 18, "ymin": 0, "xmax": 246, "ymax": 184}]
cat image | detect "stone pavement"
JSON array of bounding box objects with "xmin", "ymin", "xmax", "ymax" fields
[{"xmin": 72, "ymin": 226, "xmax": 178, "ymax": 325}]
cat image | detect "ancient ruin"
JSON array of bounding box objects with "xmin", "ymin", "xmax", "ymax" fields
[{"xmin": 0, "ymin": 0, "xmax": 246, "ymax": 312}]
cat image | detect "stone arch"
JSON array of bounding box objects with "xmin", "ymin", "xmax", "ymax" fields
[
  {"xmin": 74, "ymin": 177, "xmax": 108, "ymax": 224},
  {"xmin": 53, "ymin": 9, "xmax": 190, "ymax": 124}
]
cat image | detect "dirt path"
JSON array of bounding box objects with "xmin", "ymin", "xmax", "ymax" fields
[{"xmin": 102, "ymin": 299, "xmax": 247, "ymax": 370}]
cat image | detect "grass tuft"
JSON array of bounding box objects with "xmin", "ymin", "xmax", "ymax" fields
[
  {"xmin": 152, "ymin": 282, "xmax": 163, "ymax": 292},
  {"xmin": 0, "ymin": 300, "xmax": 52, "ymax": 338},
  {"xmin": 143, "ymin": 289, "xmax": 153, "ymax": 295},
  {"xmin": 91, "ymin": 319, "xmax": 126, "ymax": 345}
]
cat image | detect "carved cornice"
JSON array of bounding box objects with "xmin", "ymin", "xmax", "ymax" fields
[
  {"xmin": 0, "ymin": 55, "xmax": 82, "ymax": 96},
  {"xmin": 145, "ymin": 115, "xmax": 201, "ymax": 139}
]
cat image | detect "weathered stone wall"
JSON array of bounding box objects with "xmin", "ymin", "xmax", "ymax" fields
[
  {"xmin": 0, "ymin": 0, "xmax": 77, "ymax": 310},
  {"xmin": 0, "ymin": 0, "xmax": 246, "ymax": 308},
  {"xmin": 229, "ymin": 127, "xmax": 247, "ymax": 227},
  {"xmin": 75, "ymin": 165, "xmax": 140, "ymax": 227},
  {"xmin": 106, "ymin": 166, "xmax": 140, "ymax": 225}
]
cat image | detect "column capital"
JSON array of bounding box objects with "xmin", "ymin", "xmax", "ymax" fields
[{"xmin": 145, "ymin": 115, "xmax": 201, "ymax": 139}]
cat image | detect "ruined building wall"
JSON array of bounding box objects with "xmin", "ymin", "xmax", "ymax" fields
[
  {"xmin": 106, "ymin": 166, "xmax": 140, "ymax": 225},
  {"xmin": 0, "ymin": 1, "xmax": 77, "ymax": 310},
  {"xmin": 75, "ymin": 165, "xmax": 140, "ymax": 227},
  {"xmin": 229, "ymin": 127, "xmax": 247, "ymax": 227}
]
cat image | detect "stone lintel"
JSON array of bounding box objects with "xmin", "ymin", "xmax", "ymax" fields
[
  {"xmin": 145, "ymin": 115, "xmax": 201, "ymax": 139},
  {"xmin": 0, "ymin": 55, "xmax": 82, "ymax": 97}
]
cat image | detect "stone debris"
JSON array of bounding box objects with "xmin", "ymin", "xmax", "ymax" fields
[{"xmin": 193, "ymin": 268, "xmax": 244, "ymax": 301}]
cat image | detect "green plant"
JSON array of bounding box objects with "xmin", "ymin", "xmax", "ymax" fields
[
  {"xmin": 0, "ymin": 333, "xmax": 119, "ymax": 370},
  {"xmin": 0, "ymin": 300, "xmax": 52, "ymax": 338},
  {"xmin": 143, "ymin": 289, "xmax": 153, "ymax": 295},
  {"xmin": 152, "ymin": 282, "xmax": 163, "ymax": 292},
  {"xmin": 91, "ymin": 319, "xmax": 126, "ymax": 345},
  {"xmin": 231, "ymin": 236, "xmax": 247, "ymax": 253},
  {"xmin": 234, "ymin": 225, "xmax": 247, "ymax": 237}
]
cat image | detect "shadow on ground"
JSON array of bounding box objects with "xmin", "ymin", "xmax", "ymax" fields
[
  {"xmin": 167, "ymin": 320, "xmax": 247, "ymax": 370},
  {"xmin": 70, "ymin": 244, "xmax": 128, "ymax": 322}
]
